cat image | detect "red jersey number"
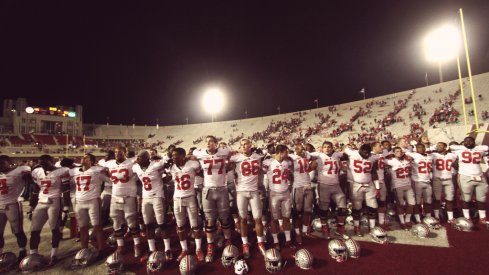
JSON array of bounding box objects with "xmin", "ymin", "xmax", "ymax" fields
[
  {"xmin": 461, "ymin": 152, "xmax": 482, "ymax": 164},
  {"xmin": 76, "ymin": 176, "xmax": 92, "ymax": 191},
  {"xmin": 203, "ymin": 159, "xmax": 225, "ymax": 175},
  {"xmin": 272, "ymin": 169, "xmax": 289, "ymax": 184},
  {"xmin": 241, "ymin": 160, "xmax": 260, "ymax": 176},
  {"xmin": 353, "ymin": 160, "xmax": 372, "ymax": 173},
  {"xmin": 175, "ymin": 174, "xmax": 191, "ymax": 190}
]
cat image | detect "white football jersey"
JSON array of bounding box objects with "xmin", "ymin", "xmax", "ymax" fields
[
  {"xmin": 194, "ymin": 174, "xmax": 204, "ymax": 187},
  {"xmin": 288, "ymin": 153, "xmax": 312, "ymax": 188},
  {"xmin": 385, "ymin": 158, "xmax": 411, "ymax": 189},
  {"xmin": 0, "ymin": 166, "xmax": 31, "ymax": 205},
  {"xmin": 104, "ymin": 159, "xmax": 137, "ymax": 197},
  {"xmin": 70, "ymin": 166, "xmax": 108, "ymax": 201},
  {"xmin": 230, "ymin": 152, "xmax": 262, "ymax": 192},
  {"xmin": 376, "ymin": 153, "xmax": 386, "ymax": 182},
  {"xmin": 31, "ymin": 167, "xmax": 70, "ymax": 200},
  {"xmin": 193, "ymin": 147, "xmax": 230, "ymax": 187},
  {"xmin": 405, "ymin": 152, "xmax": 433, "ymax": 182},
  {"xmin": 262, "ymin": 158, "xmax": 290, "ymax": 193},
  {"xmin": 344, "ymin": 148, "xmax": 379, "ymax": 184},
  {"xmin": 311, "ymin": 152, "xmax": 343, "ymax": 185},
  {"xmin": 170, "ymin": 160, "xmax": 200, "ymax": 198},
  {"xmin": 132, "ymin": 160, "xmax": 166, "ymax": 199},
  {"xmin": 450, "ymin": 145, "xmax": 488, "ymax": 176},
  {"xmin": 431, "ymin": 152, "xmax": 457, "ymax": 179}
]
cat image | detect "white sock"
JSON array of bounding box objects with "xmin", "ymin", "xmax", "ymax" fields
[
  {"xmin": 463, "ymin": 209, "xmax": 470, "ymax": 219},
  {"xmin": 426, "ymin": 213, "xmax": 432, "ymax": 217},
  {"xmin": 279, "ymin": 219, "xmax": 283, "ymax": 227},
  {"xmin": 133, "ymin": 237, "xmax": 141, "ymax": 245},
  {"xmin": 180, "ymin": 240, "xmax": 188, "ymax": 251},
  {"xmin": 302, "ymin": 225, "xmax": 308, "ymax": 233},
  {"xmin": 447, "ymin": 211, "xmax": 454, "ymax": 220},
  {"xmin": 272, "ymin": 233, "xmax": 279, "ymax": 243},
  {"xmin": 164, "ymin": 238, "xmax": 171, "ymax": 251},
  {"xmin": 369, "ymin": 219, "xmax": 376, "ymax": 229},
  {"xmin": 51, "ymin": 248, "xmax": 57, "ymax": 258},
  {"xmin": 434, "ymin": 209, "xmax": 440, "ymax": 219},
  {"xmin": 241, "ymin": 237, "xmax": 248, "ymax": 244},
  {"xmin": 378, "ymin": 213, "xmax": 385, "ymax": 225},
  {"xmin": 398, "ymin": 215, "xmax": 405, "ymax": 224},
  {"xmin": 284, "ymin": 230, "xmax": 291, "ymax": 242},
  {"xmin": 195, "ymin": 238, "xmax": 202, "ymax": 250},
  {"xmin": 117, "ymin": 239, "xmax": 124, "ymax": 246},
  {"xmin": 30, "ymin": 249, "xmax": 38, "ymax": 254},
  {"xmin": 257, "ymin": 236, "xmax": 264, "ymax": 243},
  {"xmin": 353, "ymin": 220, "xmax": 360, "ymax": 227},
  {"xmin": 479, "ymin": 210, "xmax": 486, "ymax": 219},
  {"xmin": 207, "ymin": 237, "xmax": 214, "ymax": 244},
  {"xmin": 234, "ymin": 217, "xmax": 239, "ymax": 224},
  {"xmin": 262, "ymin": 220, "xmax": 267, "ymax": 227},
  {"xmin": 295, "ymin": 228, "xmax": 300, "ymax": 234},
  {"xmin": 415, "ymin": 214, "xmax": 421, "ymax": 223},
  {"xmin": 405, "ymin": 214, "xmax": 412, "ymax": 223},
  {"xmin": 19, "ymin": 247, "xmax": 26, "ymax": 252},
  {"xmin": 148, "ymin": 239, "xmax": 156, "ymax": 252},
  {"xmin": 140, "ymin": 224, "xmax": 144, "ymax": 230}
]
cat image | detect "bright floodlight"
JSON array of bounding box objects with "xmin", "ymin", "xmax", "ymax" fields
[
  {"xmin": 25, "ymin": 107, "xmax": 34, "ymax": 114},
  {"xmin": 202, "ymin": 87, "xmax": 225, "ymax": 115},
  {"xmin": 424, "ymin": 24, "xmax": 460, "ymax": 62}
]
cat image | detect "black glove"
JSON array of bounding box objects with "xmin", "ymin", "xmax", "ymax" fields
[{"xmin": 27, "ymin": 208, "xmax": 34, "ymax": 220}]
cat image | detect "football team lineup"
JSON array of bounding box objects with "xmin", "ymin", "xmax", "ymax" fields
[{"xmin": 1, "ymin": 134, "xmax": 488, "ymax": 274}]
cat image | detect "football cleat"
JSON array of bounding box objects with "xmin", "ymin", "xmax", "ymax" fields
[
  {"xmin": 205, "ymin": 243, "xmax": 215, "ymax": 263},
  {"xmin": 177, "ymin": 250, "xmax": 189, "ymax": 262},
  {"xmin": 242, "ymin": 243, "xmax": 250, "ymax": 259}
]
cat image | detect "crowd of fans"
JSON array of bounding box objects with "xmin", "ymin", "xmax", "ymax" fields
[{"xmin": 429, "ymin": 90, "xmax": 461, "ymax": 125}]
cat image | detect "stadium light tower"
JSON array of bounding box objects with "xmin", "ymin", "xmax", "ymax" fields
[
  {"xmin": 202, "ymin": 86, "xmax": 225, "ymax": 122},
  {"xmin": 423, "ymin": 24, "xmax": 460, "ymax": 83}
]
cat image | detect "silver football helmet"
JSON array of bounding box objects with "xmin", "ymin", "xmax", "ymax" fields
[
  {"xmin": 234, "ymin": 259, "xmax": 249, "ymax": 274},
  {"xmin": 453, "ymin": 217, "xmax": 474, "ymax": 232},
  {"xmin": 328, "ymin": 239, "xmax": 348, "ymax": 262},
  {"xmin": 344, "ymin": 237, "xmax": 361, "ymax": 258},
  {"xmin": 72, "ymin": 248, "xmax": 99, "ymax": 269},
  {"xmin": 423, "ymin": 216, "xmax": 441, "ymax": 230},
  {"xmin": 295, "ymin": 248, "xmax": 314, "ymax": 270},
  {"xmin": 345, "ymin": 215, "xmax": 354, "ymax": 225},
  {"xmin": 179, "ymin": 255, "xmax": 196, "ymax": 275},
  {"xmin": 146, "ymin": 251, "xmax": 165, "ymax": 274},
  {"xmin": 312, "ymin": 218, "xmax": 322, "ymax": 232},
  {"xmin": 222, "ymin": 245, "xmax": 239, "ymax": 268},
  {"xmin": 106, "ymin": 233, "xmax": 117, "ymax": 248},
  {"xmin": 105, "ymin": 252, "xmax": 123, "ymax": 275},
  {"xmin": 411, "ymin": 224, "xmax": 430, "ymax": 238},
  {"xmin": 264, "ymin": 248, "xmax": 282, "ymax": 273},
  {"xmin": 386, "ymin": 208, "xmax": 396, "ymax": 217},
  {"xmin": 19, "ymin": 253, "xmax": 45, "ymax": 273},
  {"xmin": 370, "ymin": 226, "xmax": 389, "ymax": 244},
  {"xmin": 0, "ymin": 252, "xmax": 17, "ymax": 272}
]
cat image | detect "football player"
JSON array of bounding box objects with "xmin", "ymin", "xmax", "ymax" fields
[
  {"xmin": 385, "ymin": 147, "xmax": 415, "ymax": 229},
  {"xmin": 0, "ymin": 155, "xmax": 30, "ymax": 262},
  {"xmin": 405, "ymin": 144, "xmax": 434, "ymax": 223},
  {"xmin": 103, "ymin": 146, "xmax": 142, "ymax": 258},
  {"xmin": 431, "ymin": 142, "xmax": 458, "ymax": 222},
  {"xmin": 192, "ymin": 135, "xmax": 233, "ymax": 262},
  {"xmin": 98, "ymin": 150, "xmax": 115, "ymax": 226},
  {"xmin": 371, "ymin": 142, "xmax": 389, "ymax": 229},
  {"xmin": 69, "ymin": 153, "xmax": 108, "ymax": 253},
  {"xmin": 290, "ymin": 143, "xmax": 317, "ymax": 243},
  {"xmin": 132, "ymin": 151, "xmax": 171, "ymax": 262},
  {"xmin": 263, "ymin": 144, "xmax": 295, "ymax": 250},
  {"xmin": 311, "ymin": 141, "xmax": 347, "ymax": 237},
  {"xmin": 228, "ymin": 139, "xmax": 266, "ymax": 258},
  {"xmin": 29, "ymin": 155, "xmax": 70, "ymax": 265},
  {"xmin": 344, "ymin": 144, "xmax": 379, "ymax": 236},
  {"xmin": 170, "ymin": 148, "xmax": 204, "ymax": 262},
  {"xmin": 450, "ymin": 137, "xmax": 488, "ymax": 225}
]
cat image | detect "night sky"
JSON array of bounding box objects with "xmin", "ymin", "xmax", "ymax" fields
[{"xmin": 1, "ymin": 0, "xmax": 489, "ymax": 126}]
